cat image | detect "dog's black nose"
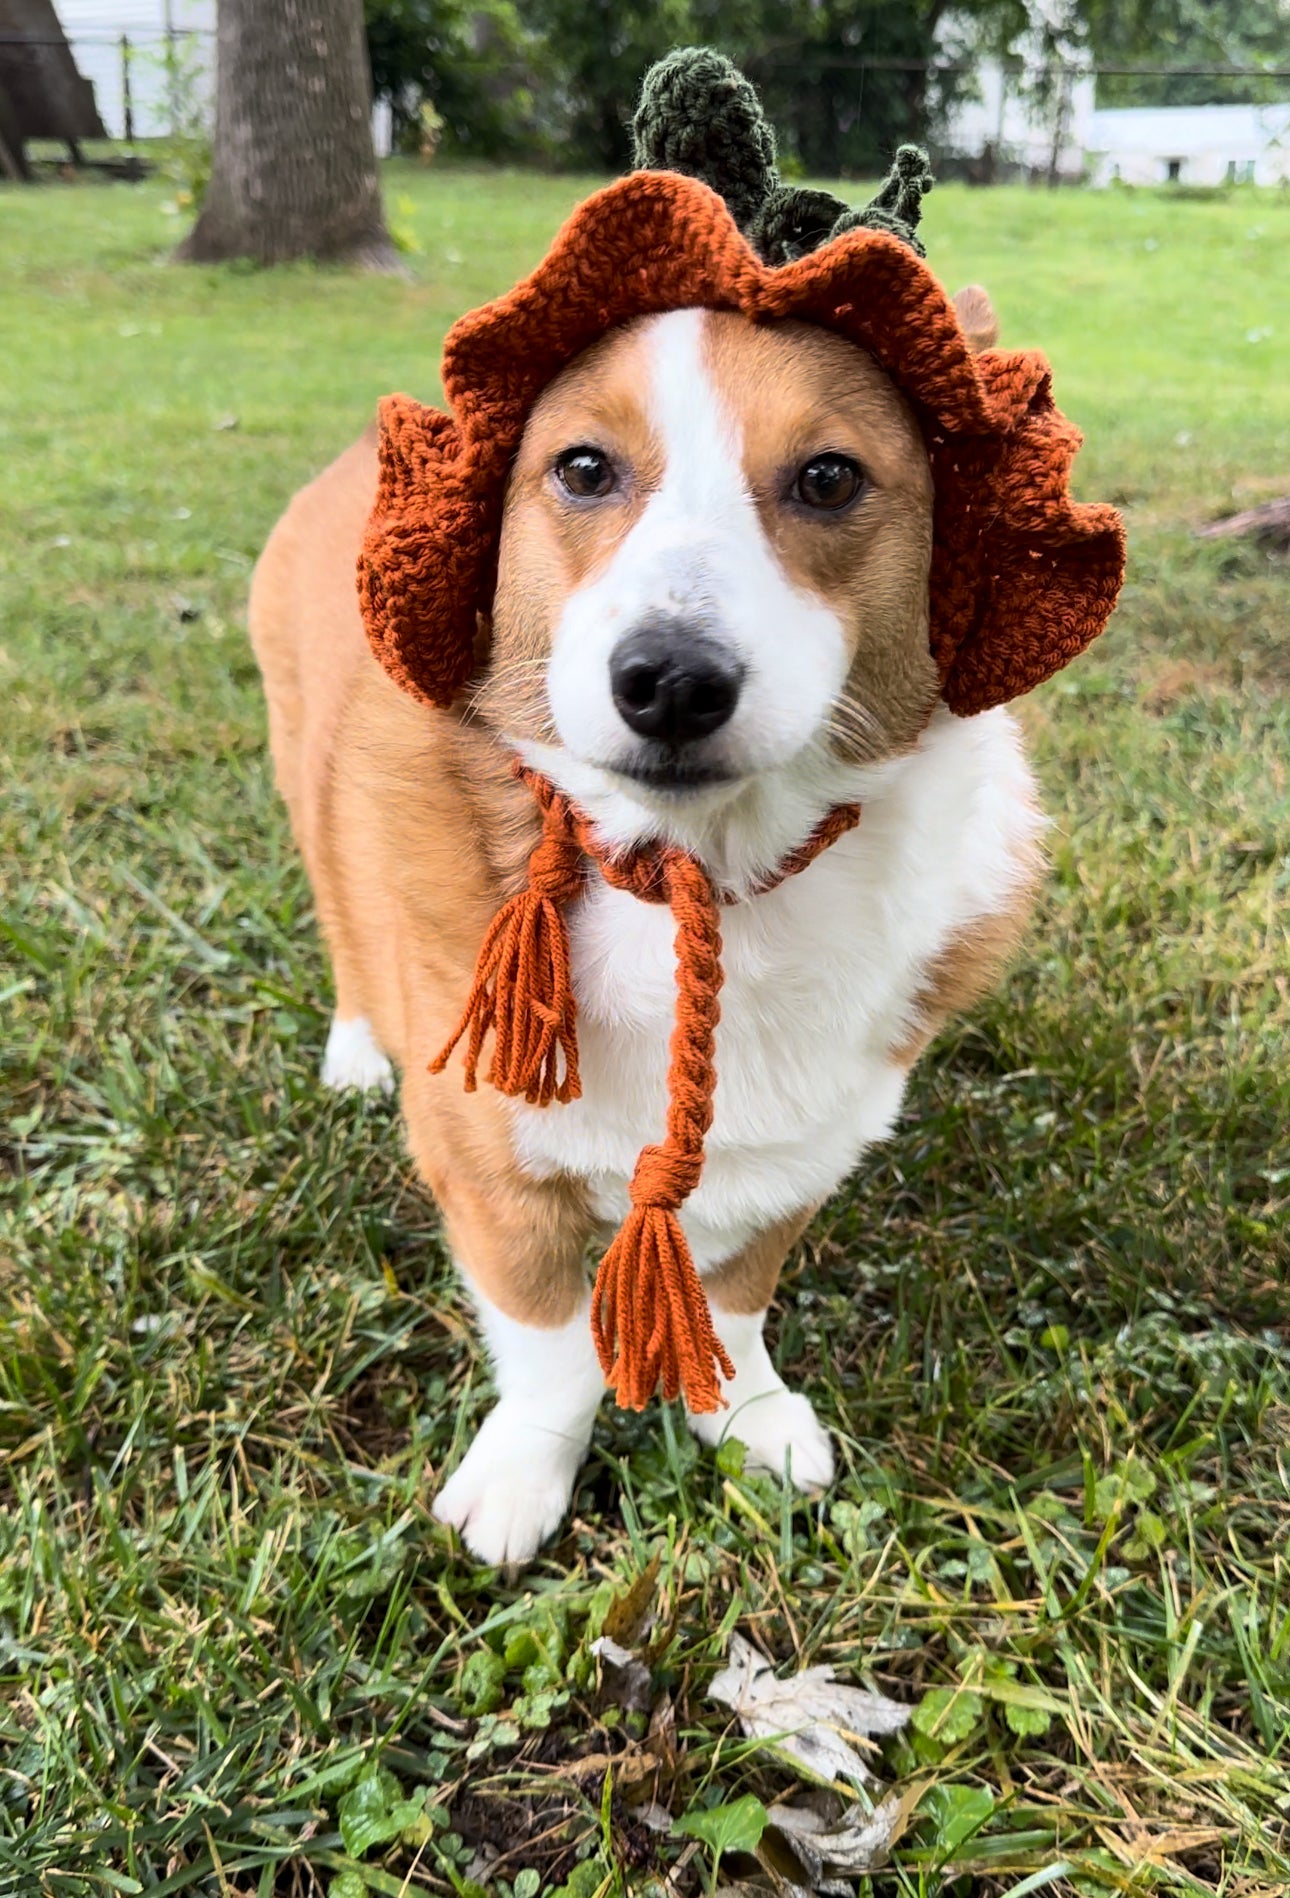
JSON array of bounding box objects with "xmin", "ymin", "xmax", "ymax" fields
[{"xmin": 609, "ymin": 624, "xmax": 743, "ymax": 745}]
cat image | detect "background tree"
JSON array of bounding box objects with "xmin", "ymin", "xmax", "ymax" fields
[
  {"xmin": 518, "ymin": 0, "xmax": 699, "ymax": 170},
  {"xmin": 179, "ymin": 0, "xmax": 395, "ymax": 268},
  {"xmin": 735, "ymin": 0, "xmax": 1012, "ymax": 176},
  {"xmin": 437, "ymin": 0, "xmax": 1035, "ymax": 174},
  {"xmin": 1081, "ymin": 0, "xmax": 1290, "ymax": 106},
  {"xmin": 363, "ymin": 0, "xmax": 1289, "ymax": 180}
]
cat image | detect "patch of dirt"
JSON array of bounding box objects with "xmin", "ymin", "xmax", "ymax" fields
[{"xmin": 450, "ymin": 1713, "xmax": 679, "ymax": 1889}]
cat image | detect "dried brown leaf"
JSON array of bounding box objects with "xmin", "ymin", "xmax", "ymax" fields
[
  {"xmin": 568, "ymin": 1749, "xmax": 659, "ymax": 1785},
  {"xmin": 762, "ymin": 1792, "xmax": 913, "ymax": 1888},
  {"xmin": 603, "ymin": 1552, "xmax": 660, "ymax": 1648},
  {"xmin": 592, "ymin": 1635, "xmax": 654, "ymax": 1716}
]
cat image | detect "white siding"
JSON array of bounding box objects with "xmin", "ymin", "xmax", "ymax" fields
[
  {"xmin": 1085, "ymin": 103, "xmax": 1290, "ymax": 187},
  {"xmin": 943, "ymin": 61, "xmax": 1096, "ymax": 178},
  {"xmin": 56, "ymin": 1, "xmax": 215, "ymax": 138},
  {"xmin": 53, "ymin": 2, "xmax": 392, "ymax": 154}
]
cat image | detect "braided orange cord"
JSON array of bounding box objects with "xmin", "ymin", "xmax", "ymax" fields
[
  {"xmin": 591, "ymin": 851, "xmax": 735, "ymax": 1413},
  {"xmin": 432, "ymin": 767, "xmax": 861, "ymax": 1412},
  {"xmin": 758, "ymin": 800, "xmax": 862, "ymax": 890}
]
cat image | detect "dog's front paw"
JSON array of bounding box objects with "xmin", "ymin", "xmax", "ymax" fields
[
  {"xmin": 433, "ymin": 1401, "xmax": 588, "ymax": 1565},
  {"xmin": 321, "ymin": 1015, "xmax": 395, "ymax": 1095},
  {"xmin": 691, "ymin": 1386, "xmax": 836, "ymax": 1491}
]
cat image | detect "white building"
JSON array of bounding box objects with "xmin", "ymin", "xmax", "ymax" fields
[
  {"xmin": 1084, "ymin": 102, "xmax": 1290, "ymax": 188},
  {"xmin": 941, "ymin": 59, "xmax": 1096, "ymax": 179},
  {"xmin": 55, "ymin": 1, "xmax": 214, "ymax": 139}
]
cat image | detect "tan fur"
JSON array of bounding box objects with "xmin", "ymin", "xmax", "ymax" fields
[
  {"xmin": 250, "ymin": 298, "xmax": 1024, "ymax": 1344},
  {"xmin": 953, "ymin": 285, "xmax": 1000, "ymax": 355},
  {"xmin": 251, "ymin": 433, "xmax": 595, "ymax": 1330},
  {"xmin": 703, "ymin": 1207, "xmax": 818, "ymax": 1315},
  {"xmin": 478, "ymin": 322, "xmax": 661, "ymax": 741}
]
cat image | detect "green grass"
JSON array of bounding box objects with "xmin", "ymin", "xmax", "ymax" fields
[{"xmin": 1, "ymin": 162, "xmax": 1288, "ymax": 1897}]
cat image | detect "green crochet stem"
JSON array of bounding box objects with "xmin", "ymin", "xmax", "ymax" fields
[{"xmin": 632, "ymin": 46, "xmax": 933, "ymax": 263}]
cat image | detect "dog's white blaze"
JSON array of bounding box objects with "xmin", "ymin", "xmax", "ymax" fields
[{"xmin": 540, "ymin": 308, "xmax": 849, "ymax": 853}]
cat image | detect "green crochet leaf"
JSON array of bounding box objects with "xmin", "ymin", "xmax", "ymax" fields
[
  {"xmin": 632, "ymin": 46, "xmax": 776, "ymax": 233},
  {"xmin": 632, "ymin": 47, "xmax": 933, "ymax": 263}
]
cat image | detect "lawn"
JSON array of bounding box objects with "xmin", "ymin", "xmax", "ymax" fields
[{"xmin": 1, "ymin": 161, "xmax": 1288, "ymax": 1897}]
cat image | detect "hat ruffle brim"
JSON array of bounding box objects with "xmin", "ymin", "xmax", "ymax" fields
[{"xmin": 360, "ymin": 171, "xmax": 1124, "ymax": 719}]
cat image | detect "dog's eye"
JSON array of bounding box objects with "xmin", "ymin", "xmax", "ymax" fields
[
  {"xmin": 794, "ymin": 453, "xmax": 865, "ymax": 512},
  {"xmin": 554, "ymin": 446, "xmax": 615, "ymax": 499}
]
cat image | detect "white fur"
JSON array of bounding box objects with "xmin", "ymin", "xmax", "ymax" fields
[
  {"xmin": 321, "ymin": 1014, "xmax": 394, "ymax": 1095},
  {"xmin": 512, "ymin": 307, "xmax": 1040, "ymax": 1275},
  {"xmin": 514, "ymin": 704, "xmax": 1037, "ymax": 1271},
  {"xmin": 433, "ymin": 1285, "xmax": 604, "ymax": 1565},
  {"xmin": 688, "ymin": 1306, "xmax": 835, "ymax": 1488}
]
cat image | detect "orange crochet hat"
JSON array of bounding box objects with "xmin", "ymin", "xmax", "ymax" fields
[
  {"xmin": 360, "ymin": 175, "xmax": 1124, "ymax": 713},
  {"xmin": 356, "ymin": 53, "xmax": 1125, "ymax": 1419},
  {"xmin": 358, "ymin": 49, "xmax": 1124, "ymax": 717}
]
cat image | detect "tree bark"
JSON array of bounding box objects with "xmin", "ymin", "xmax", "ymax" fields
[{"xmin": 176, "ymin": 0, "xmax": 396, "ymax": 268}]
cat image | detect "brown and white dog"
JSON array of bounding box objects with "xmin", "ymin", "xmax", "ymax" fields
[{"xmin": 250, "ymin": 292, "xmax": 1041, "ymax": 1565}]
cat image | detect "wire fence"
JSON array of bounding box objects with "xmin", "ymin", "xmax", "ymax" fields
[
  {"xmin": 0, "ymin": 25, "xmax": 213, "ymax": 141},
  {"xmin": 8, "ymin": 31, "xmax": 1290, "ymax": 78},
  {"xmin": 4, "ymin": 24, "xmax": 1287, "ymax": 173}
]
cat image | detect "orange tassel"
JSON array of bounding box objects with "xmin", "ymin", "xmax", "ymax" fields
[
  {"xmin": 431, "ymin": 800, "xmax": 585, "ymax": 1104},
  {"xmin": 430, "ymin": 887, "xmax": 579, "ymax": 1104},
  {"xmin": 592, "ymin": 1198, "xmax": 735, "ymax": 1413}
]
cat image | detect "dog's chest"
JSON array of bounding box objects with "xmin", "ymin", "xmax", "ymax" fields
[
  {"xmin": 584, "ymin": 843, "xmax": 909, "ymax": 1126},
  {"xmin": 508, "ymin": 710, "xmax": 1037, "ymax": 1270},
  {"xmin": 511, "ymin": 808, "xmax": 954, "ymax": 1266}
]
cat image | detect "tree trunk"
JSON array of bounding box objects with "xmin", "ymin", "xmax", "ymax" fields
[{"xmin": 176, "ymin": 0, "xmax": 395, "ymax": 268}]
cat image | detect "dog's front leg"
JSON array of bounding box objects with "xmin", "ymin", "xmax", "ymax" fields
[
  {"xmin": 687, "ymin": 1210, "xmax": 835, "ymax": 1490},
  {"xmin": 422, "ymin": 1157, "xmax": 602, "ymax": 1566},
  {"xmin": 434, "ymin": 1278, "xmax": 604, "ymax": 1565}
]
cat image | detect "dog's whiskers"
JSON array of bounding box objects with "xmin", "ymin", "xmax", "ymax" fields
[
  {"xmin": 465, "ymin": 656, "xmax": 551, "ymax": 720},
  {"xmin": 827, "ymin": 692, "xmax": 887, "ymax": 762}
]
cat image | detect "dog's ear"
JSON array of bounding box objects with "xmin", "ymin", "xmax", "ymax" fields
[
  {"xmin": 357, "ymin": 396, "xmax": 496, "ymax": 709},
  {"xmin": 953, "ymin": 284, "xmax": 999, "ymax": 355}
]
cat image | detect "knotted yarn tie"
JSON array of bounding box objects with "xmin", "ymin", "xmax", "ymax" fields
[
  {"xmin": 432, "ymin": 763, "xmax": 862, "ymax": 1413},
  {"xmin": 429, "ymin": 783, "xmax": 584, "ymax": 1105}
]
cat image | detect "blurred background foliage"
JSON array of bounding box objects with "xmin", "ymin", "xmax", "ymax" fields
[{"xmin": 361, "ymin": 0, "xmax": 1290, "ymax": 173}]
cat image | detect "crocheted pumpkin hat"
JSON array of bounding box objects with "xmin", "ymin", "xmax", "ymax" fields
[{"xmin": 358, "ymin": 50, "xmax": 1125, "ymax": 1417}]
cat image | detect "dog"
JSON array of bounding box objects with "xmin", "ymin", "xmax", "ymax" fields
[{"xmin": 249, "ymin": 289, "xmax": 1043, "ymax": 1565}]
